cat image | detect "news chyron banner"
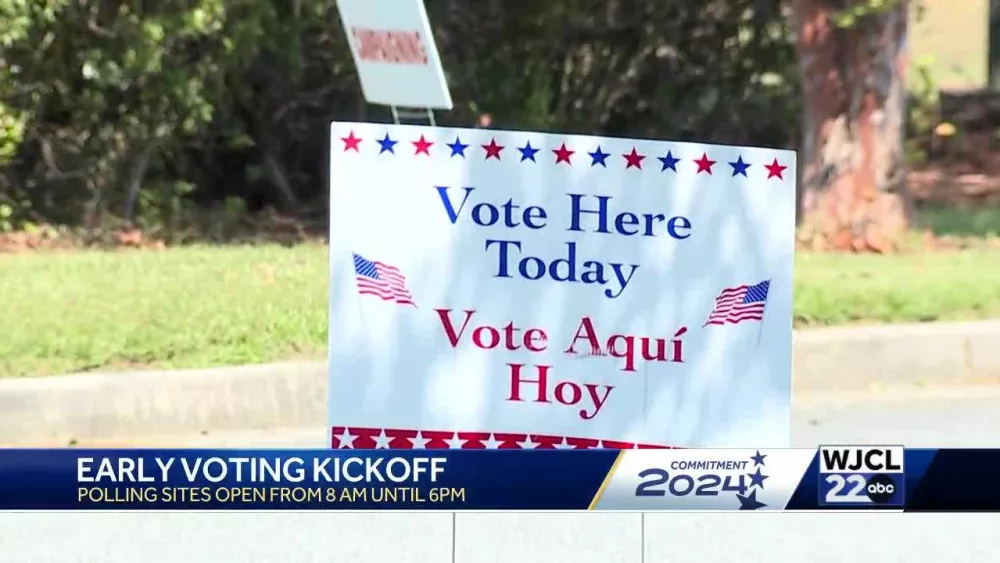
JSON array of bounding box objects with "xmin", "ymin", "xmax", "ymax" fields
[
  {"xmin": 592, "ymin": 446, "xmax": 901, "ymax": 510},
  {"xmin": 328, "ymin": 122, "xmax": 797, "ymax": 452},
  {"xmin": 2, "ymin": 447, "xmax": 1000, "ymax": 511}
]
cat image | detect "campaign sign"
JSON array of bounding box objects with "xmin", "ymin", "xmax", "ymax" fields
[
  {"xmin": 335, "ymin": 0, "xmax": 452, "ymax": 109},
  {"xmin": 328, "ymin": 123, "xmax": 796, "ymax": 450}
]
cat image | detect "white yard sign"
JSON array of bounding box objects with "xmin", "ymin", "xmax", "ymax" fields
[
  {"xmin": 335, "ymin": 0, "xmax": 452, "ymax": 109},
  {"xmin": 328, "ymin": 123, "xmax": 796, "ymax": 450}
]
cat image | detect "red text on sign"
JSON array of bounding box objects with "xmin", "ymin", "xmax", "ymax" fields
[
  {"xmin": 506, "ymin": 363, "xmax": 613, "ymax": 420},
  {"xmin": 351, "ymin": 27, "xmax": 429, "ymax": 65},
  {"xmin": 435, "ymin": 309, "xmax": 548, "ymax": 352},
  {"xmin": 564, "ymin": 316, "xmax": 687, "ymax": 372}
]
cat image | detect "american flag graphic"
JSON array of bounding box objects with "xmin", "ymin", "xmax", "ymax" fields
[
  {"xmin": 704, "ymin": 280, "xmax": 770, "ymax": 326},
  {"xmin": 353, "ymin": 253, "xmax": 416, "ymax": 306}
]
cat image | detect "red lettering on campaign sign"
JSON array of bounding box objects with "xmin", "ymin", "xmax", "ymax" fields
[
  {"xmin": 434, "ymin": 309, "xmax": 549, "ymax": 352},
  {"xmin": 351, "ymin": 27, "xmax": 429, "ymax": 65}
]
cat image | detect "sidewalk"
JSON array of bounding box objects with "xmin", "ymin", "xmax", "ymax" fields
[{"xmin": 2, "ymin": 320, "xmax": 999, "ymax": 447}]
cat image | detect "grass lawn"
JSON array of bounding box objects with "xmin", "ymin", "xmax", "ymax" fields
[{"xmin": 2, "ymin": 243, "xmax": 1000, "ymax": 377}]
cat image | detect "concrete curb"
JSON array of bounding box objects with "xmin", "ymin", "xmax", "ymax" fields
[
  {"xmin": 0, "ymin": 362, "xmax": 326, "ymax": 447},
  {"xmin": 2, "ymin": 320, "xmax": 999, "ymax": 446},
  {"xmin": 792, "ymin": 320, "xmax": 1000, "ymax": 391}
]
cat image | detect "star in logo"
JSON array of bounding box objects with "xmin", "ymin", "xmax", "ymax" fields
[
  {"xmin": 750, "ymin": 450, "xmax": 767, "ymax": 467},
  {"xmin": 747, "ymin": 467, "xmax": 769, "ymax": 489},
  {"xmin": 518, "ymin": 141, "xmax": 539, "ymax": 162},
  {"xmin": 377, "ymin": 133, "xmax": 397, "ymax": 154},
  {"xmin": 482, "ymin": 138, "xmax": 504, "ymax": 160},
  {"xmin": 553, "ymin": 142, "xmax": 574, "ymax": 165},
  {"xmin": 765, "ymin": 158, "xmax": 787, "ymax": 180},
  {"xmin": 693, "ymin": 152, "xmax": 715, "ymax": 174},
  {"xmin": 657, "ymin": 151, "xmax": 680, "ymax": 172},
  {"xmin": 412, "ymin": 134, "xmax": 433, "ymax": 155},
  {"xmin": 341, "ymin": 131, "xmax": 361, "ymax": 152},
  {"xmin": 588, "ymin": 146, "xmax": 610, "ymax": 167},
  {"xmin": 623, "ymin": 147, "xmax": 645, "ymax": 170},
  {"xmin": 729, "ymin": 156, "xmax": 751, "ymax": 177},
  {"xmin": 447, "ymin": 136, "xmax": 468, "ymax": 158},
  {"xmin": 736, "ymin": 489, "xmax": 766, "ymax": 510}
]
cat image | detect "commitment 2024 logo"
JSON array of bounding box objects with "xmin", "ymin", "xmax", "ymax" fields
[{"xmin": 634, "ymin": 450, "xmax": 770, "ymax": 510}]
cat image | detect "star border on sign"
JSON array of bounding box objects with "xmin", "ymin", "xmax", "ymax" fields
[
  {"xmin": 552, "ymin": 142, "xmax": 574, "ymax": 165},
  {"xmin": 447, "ymin": 136, "xmax": 468, "ymax": 158},
  {"xmin": 765, "ymin": 158, "xmax": 787, "ymax": 180},
  {"xmin": 729, "ymin": 156, "xmax": 751, "ymax": 177},
  {"xmin": 372, "ymin": 429, "xmax": 393, "ymax": 449},
  {"xmin": 693, "ymin": 152, "xmax": 715, "ymax": 174},
  {"xmin": 622, "ymin": 147, "xmax": 645, "ymax": 170},
  {"xmin": 657, "ymin": 151, "xmax": 680, "ymax": 172},
  {"xmin": 341, "ymin": 131, "xmax": 361, "ymax": 152},
  {"xmin": 483, "ymin": 434, "xmax": 504, "ymax": 449},
  {"xmin": 412, "ymin": 134, "xmax": 433, "ymax": 156},
  {"xmin": 589, "ymin": 146, "xmax": 610, "ymax": 167},
  {"xmin": 445, "ymin": 434, "xmax": 467, "ymax": 449},
  {"xmin": 553, "ymin": 437, "xmax": 575, "ymax": 450},
  {"xmin": 377, "ymin": 133, "xmax": 397, "ymax": 155},
  {"xmin": 408, "ymin": 432, "xmax": 430, "ymax": 449},
  {"xmin": 482, "ymin": 138, "xmax": 504, "ymax": 160},
  {"xmin": 517, "ymin": 435, "xmax": 539, "ymax": 449},
  {"xmin": 518, "ymin": 141, "xmax": 539, "ymax": 162},
  {"xmin": 335, "ymin": 428, "xmax": 356, "ymax": 448}
]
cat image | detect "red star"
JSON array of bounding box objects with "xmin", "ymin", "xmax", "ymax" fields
[
  {"xmin": 412, "ymin": 135, "xmax": 433, "ymax": 155},
  {"xmin": 482, "ymin": 138, "xmax": 504, "ymax": 160},
  {"xmin": 552, "ymin": 142, "xmax": 574, "ymax": 165},
  {"xmin": 693, "ymin": 153, "xmax": 715, "ymax": 174},
  {"xmin": 341, "ymin": 131, "xmax": 361, "ymax": 152},
  {"xmin": 765, "ymin": 158, "xmax": 787, "ymax": 180},
  {"xmin": 622, "ymin": 147, "xmax": 645, "ymax": 170}
]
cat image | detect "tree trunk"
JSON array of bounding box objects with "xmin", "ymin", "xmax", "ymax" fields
[{"xmin": 791, "ymin": 0, "xmax": 912, "ymax": 252}]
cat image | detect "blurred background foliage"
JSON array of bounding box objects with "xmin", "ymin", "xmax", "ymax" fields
[
  {"xmin": 0, "ymin": 0, "xmax": 986, "ymax": 244},
  {"xmin": 0, "ymin": 0, "xmax": 802, "ymax": 236}
]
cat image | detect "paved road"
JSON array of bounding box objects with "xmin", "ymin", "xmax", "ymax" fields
[
  {"xmin": 5, "ymin": 386, "xmax": 1000, "ymax": 563},
  {"xmin": 138, "ymin": 385, "xmax": 1000, "ymax": 448}
]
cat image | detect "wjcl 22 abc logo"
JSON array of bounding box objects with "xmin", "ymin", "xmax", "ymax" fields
[{"xmin": 818, "ymin": 446, "xmax": 905, "ymax": 507}]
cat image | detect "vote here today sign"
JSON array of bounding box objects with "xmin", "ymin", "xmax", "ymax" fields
[{"xmin": 328, "ymin": 122, "xmax": 796, "ymax": 450}]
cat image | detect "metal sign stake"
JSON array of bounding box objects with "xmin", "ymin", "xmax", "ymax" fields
[{"xmin": 390, "ymin": 105, "xmax": 436, "ymax": 126}]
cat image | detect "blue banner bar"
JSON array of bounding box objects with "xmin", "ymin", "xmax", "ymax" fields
[
  {"xmin": 0, "ymin": 449, "xmax": 619, "ymax": 510},
  {"xmin": 2, "ymin": 448, "xmax": 1000, "ymax": 511}
]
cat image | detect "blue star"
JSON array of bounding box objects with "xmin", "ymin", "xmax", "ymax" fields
[
  {"xmin": 736, "ymin": 490, "xmax": 767, "ymax": 510},
  {"xmin": 377, "ymin": 133, "xmax": 398, "ymax": 154},
  {"xmin": 518, "ymin": 141, "xmax": 539, "ymax": 162},
  {"xmin": 588, "ymin": 146, "xmax": 610, "ymax": 167},
  {"xmin": 750, "ymin": 451, "xmax": 767, "ymax": 467},
  {"xmin": 657, "ymin": 151, "xmax": 680, "ymax": 172},
  {"xmin": 447, "ymin": 136, "xmax": 468, "ymax": 158},
  {"xmin": 747, "ymin": 467, "xmax": 769, "ymax": 489},
  {"xmin": 729, "ymin": 156, "xmax": 751, "ymax": 177}
]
